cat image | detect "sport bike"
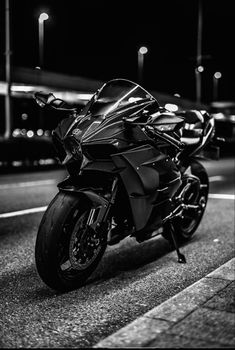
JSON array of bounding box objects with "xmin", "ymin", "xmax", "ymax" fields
[{"xmin": 34, "ymin": 78, "xmax": 220, "ymax": 291}]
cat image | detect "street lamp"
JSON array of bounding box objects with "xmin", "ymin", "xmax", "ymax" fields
[
  {"xmin": 4, "ymin": 0, "xmax": 12, "ymax": 139},
  {"xmin": 197, "ymin": 65, "xmax": 204, "ymax": 73},
  {"xmin": 138, "ymin": 46, "xmax": 148, "ymax": 85},
  {"xmin": 213, "ymin": 71, "xmax": 222, "ymax": 101},
  {"xmin": 196, "ymin": 0, "xmax": 203, "ymax": 104},
  {"xmin": 195, "ymin": 65, "xmax": 204, "ymax": 104},
  {"xmin": 38, "ymin": 12, "xmax": 49, "ymax": 69}
]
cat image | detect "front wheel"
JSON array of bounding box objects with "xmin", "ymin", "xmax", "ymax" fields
[{"xmin": 35, "ymin": 192, "xmax": 108, "ymax": 291}]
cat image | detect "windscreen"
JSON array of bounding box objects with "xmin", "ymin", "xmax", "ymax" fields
[{"xmin": 83, "ymin": 79, "xmax": 157, "ymax": 118}]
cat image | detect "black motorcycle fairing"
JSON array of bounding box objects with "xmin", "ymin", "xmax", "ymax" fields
[
  {"xmin": 58, "ymin": 160, "xmax": 117, "ymax": 190},
  {"xmin": 52, "ymin": 100, "xmax": 155, "ymax": 164},
  {"xmin": 57, "ymin": 143, "xmax": 181, "ymax": 234},
  {"xmin": 111, "ymin": 144, "xmax": 181, "ymax": 231},
  {"xmin": 61, "ymin": 79, "xmax": 157, "ymax": 145},
  {"xmin": 52, "ymin": 79, "xmax": 185, "ymax": 167},
  {"xmin": 81, "ymin": 159, "xmax": 119, "ymax": 173},
  {"xmin": 53, "ymin": 79, "xmax": 185, "ymax": 233},
  {"xmin": 57, "ymin": 167, "xmax": 134, "ymax": 236},
  {"xmin": 69, "ymin": 100, "xmax": 155, "ymax": 146}
]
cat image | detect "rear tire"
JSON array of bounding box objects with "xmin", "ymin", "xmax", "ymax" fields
[
  {"xmin": 162, "ymin": 161, "xmax": 209, "ymax": 244},
  {"xmin": 35, "ymin": 192, "xmax": 107, "ymax": 292}
]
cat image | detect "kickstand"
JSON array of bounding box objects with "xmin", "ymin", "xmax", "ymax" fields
[{"xmin": 169, "ymin": 222, "xmax": 186, "ymax": 263}]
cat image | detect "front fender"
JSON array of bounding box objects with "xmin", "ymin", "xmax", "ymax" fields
[
  {"xmin": 58, "ymin": 182, "xmax": 110, "ymax": 230},
  {"xmin": 58, "ymin": 179, "xmax": 109, "ymax": 208}
]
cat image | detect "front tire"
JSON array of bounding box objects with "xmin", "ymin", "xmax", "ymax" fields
[{"xmin": 35, "ymin": 192, "xmax": 107, "ymax": 291}]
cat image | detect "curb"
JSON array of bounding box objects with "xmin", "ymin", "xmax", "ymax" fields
[{"xmin": 94, "ymin": 258, "xmax": 235, "ymax": 348}]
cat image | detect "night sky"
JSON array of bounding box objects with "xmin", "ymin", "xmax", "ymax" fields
[{"xmin": 1, "ymin": 0, "xmax": 235, "ymax": 103}]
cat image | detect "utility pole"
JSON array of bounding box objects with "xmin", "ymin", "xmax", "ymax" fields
[
  {"xmin": 195, "ymin": 0, "xmax": 202, "ymax": 104},
  {"xmin": 4, "ymin": 0, "xmax": 12, "ymax": 139},
  {"xmin": 213, "ymin": 72, "xmax": 222, "ymax": 101}
]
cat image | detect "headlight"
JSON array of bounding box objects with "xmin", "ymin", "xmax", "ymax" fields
[
  {"xmin": 154, "ymin": 124, "xmax": 177, "ymax": 131},
  {"xmin": 63, "ymin": 135, "xmax": 82, "ymax": 161}
]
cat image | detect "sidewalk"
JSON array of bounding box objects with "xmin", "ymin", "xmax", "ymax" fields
[{"xmin": 94, "ymin": 258, "xmax": 235, "ymax": 348}]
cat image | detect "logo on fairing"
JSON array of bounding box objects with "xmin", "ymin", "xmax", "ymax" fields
[{"xmin": 72, "ymin": 128, "xmax": 82, "ymax": 136}]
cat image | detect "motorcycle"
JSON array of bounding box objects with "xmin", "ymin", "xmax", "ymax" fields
[{"xmin": 34, "ymin": 78, "xmax": 220, "ymax": 292}]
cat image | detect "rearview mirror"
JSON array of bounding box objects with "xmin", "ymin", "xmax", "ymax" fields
[{"xmin": 34, "ymin": 92, "xmax": 57, "ymax": 108}]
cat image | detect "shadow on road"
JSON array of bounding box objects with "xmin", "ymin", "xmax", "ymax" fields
[
  {"xmin": 0, "ymin": 235, "xmax": 173, "ymax": 297},
  {"xmin": 0, "ymin": 230, "xmax": 200, "ymax": 305}
]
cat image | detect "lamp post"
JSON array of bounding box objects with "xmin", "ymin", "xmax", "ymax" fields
[
  {"xmin": 195, "ymin": 64, "xmax": 204, "ymax": 104},
  {"xmin": 138, "ymin": 46, "xmax": 148, "ymax": 85},
  {"xmin": 4, "ymin": 0, "xmax": 12, "ymax": 139},
  {"xmin": 38, "ymin": 12, "xmax": 49, "ymax": 69},
  {"xmin": 213, "ymin": 71, "xmax": 222, "ymax": 101},
  {"xmin": 195, "ymin": 0, "xmax": 203, "ymax": 104}
]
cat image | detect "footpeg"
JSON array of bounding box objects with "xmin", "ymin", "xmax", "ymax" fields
[{"xmin": 169, "ymin": 223, "xmax": 186, "ymax": 263}]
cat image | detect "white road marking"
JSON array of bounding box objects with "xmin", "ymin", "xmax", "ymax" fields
[
  {"xmin": 209, "ymin": 175, "xmax": 226, "ymax": 182},
  {"xmin": 0, "ymin": 193, "xmax": 234, "ymax": 219},
  {"xmin": 0, "ymin": 179, "xmax": 56, "ymax": 190},
  {"xmin": 0, "ymin": 206, "xmax": 47, "ymax": 219},
  {"xmin": 209, "ymin": 193, "xmax": 235, "ymax": 200}
]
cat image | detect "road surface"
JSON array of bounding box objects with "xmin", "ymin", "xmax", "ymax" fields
[{"xmin": 0, "ymin": 157, "xmax": 234, "ymax": 347}]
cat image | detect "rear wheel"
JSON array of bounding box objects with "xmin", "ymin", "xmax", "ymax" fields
[
  {"xmin": 35, "ymin": 192, "xmax": 108, "ymax": 291},
  {"xmin": 162, "ymin": 161, "xmax": 209, "ymax": 243}
]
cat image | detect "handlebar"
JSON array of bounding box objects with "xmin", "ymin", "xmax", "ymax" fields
[
  {"xmin": 34, "ymin": 91, "xmax": 77, "ymax": 113},
  {"xmin": 34, "ymin": 92, "xmax": 56, "ymax": 106}
]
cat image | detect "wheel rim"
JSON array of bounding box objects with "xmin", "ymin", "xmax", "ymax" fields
[
  {"xmin": 179, "ymin": 193, "xmax": 207, "ymax": 237},
  {"xmin": 57, "ymin": 207, "xmax": 105, "ymax": 279},
  {"xmin": 68, "ymin": 210, "xmax": 102, "ymax": 270},
  {"xmin": 177, "ymin": 172, "xmax": 208, "ymax": 237}
]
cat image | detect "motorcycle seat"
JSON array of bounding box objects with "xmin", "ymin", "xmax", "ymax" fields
[{"xmin": 177, "ymin": 110, "xmax": 204, "ymax": 146}]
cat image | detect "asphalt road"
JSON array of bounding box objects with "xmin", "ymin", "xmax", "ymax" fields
[{"xmin": 0, "ymin": 157, "xmax": 234, "ymax": 348}]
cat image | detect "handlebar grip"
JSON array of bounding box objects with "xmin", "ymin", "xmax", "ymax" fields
[{"xmin": 34, "ymin": 92, "xmax": 56, "ymax": 105}]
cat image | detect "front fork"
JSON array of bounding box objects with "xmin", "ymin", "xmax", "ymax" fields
[{"xmin": 85, "ymin": 177, "xmax": 118, "ymax": 235}]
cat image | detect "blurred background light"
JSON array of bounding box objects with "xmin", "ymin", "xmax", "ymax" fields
[
  {"xmin": 139, "ymin": 46, "xmax": 148, "ymax": 55},
  {"xmin": 37, "ymin": 129, "xmax": 44, "ymax": 136},
  {"xmin": 26, "ymin": 130, "xmax": 34, "ymax": 138},
  {"xmin": 197, "ymin": 65, "xmax": 204, "ymax": 73},
  {"xmin": 214, "ymin": 71, "xmax": 222, "ymax": 79}
]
